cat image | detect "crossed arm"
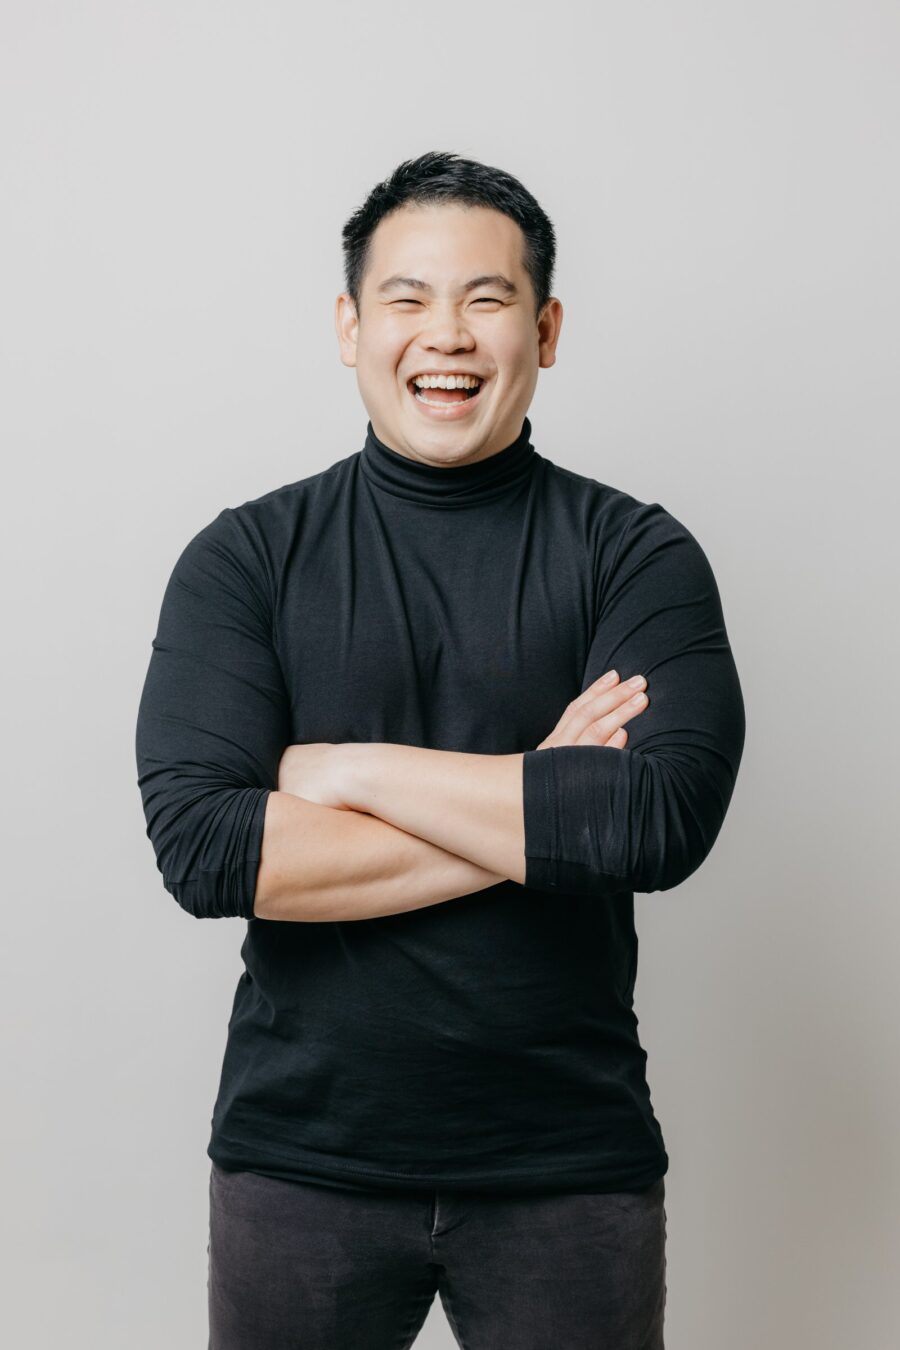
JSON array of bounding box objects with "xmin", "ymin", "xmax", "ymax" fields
[
  {"xmin": 137, "ymin": 503, "xmax": 744, "ymax": 924},
  {"xmin": 253, "ymin": 671, "xmax": 648, "ymax": 921}
]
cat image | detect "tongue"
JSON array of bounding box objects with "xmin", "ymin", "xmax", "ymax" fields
[{"xmin": 418, "ymin": 386, "xmax": 469, "ymax": 403}]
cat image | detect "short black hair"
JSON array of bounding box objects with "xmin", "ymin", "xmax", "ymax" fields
[{"xmin": 341, "ymin": 151, "xmax": 556, "ymax": 319}]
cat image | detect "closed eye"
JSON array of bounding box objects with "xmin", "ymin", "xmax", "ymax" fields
[{"xmin": 391, "ymin": 298, "xmax": 503, "ymax": 307}]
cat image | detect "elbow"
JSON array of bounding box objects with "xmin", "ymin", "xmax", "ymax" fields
[
  {"xmin": 521, "ymin": 743, "xmax": 739, "ymax": 898},
  {"xmin": 628, "ymin": 753, "xmax": 737, "ymax": 894},
  {"xmin": 138, "ymin": 779, "xmax": 271, "ymax": 920},
  {"xmin": 630, "ymin": 834, "xmax": 705, "ymax": 895},
  {"xmin": 161, "ymin": 863, "xmax": 261, "ymax": 920}
]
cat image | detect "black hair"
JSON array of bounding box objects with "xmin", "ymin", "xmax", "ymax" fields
[{"xmin": 341, "ymin": 151, "xmax": 556, "ymax": 319}]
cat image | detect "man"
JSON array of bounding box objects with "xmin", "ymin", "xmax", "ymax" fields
[{"xmin": 136, "ymin": 151, "xmax": 745, "ymax": 1349}]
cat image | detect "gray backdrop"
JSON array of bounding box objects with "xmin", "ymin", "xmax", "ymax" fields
[{"xmin": 2, "ymin": 1, "xmax": 897, "ymax": 1346}]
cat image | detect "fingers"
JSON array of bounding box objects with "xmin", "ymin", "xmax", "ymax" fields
[
  {"xmin": 562, "ymin": 672, "xmax": 648, "ymax": 746},
  {"xmin": 567, "ymin": 668, "xmax": 621, "ymax": 711},
  {"xmin": 537, "ymin": 670, "xmax": 649, "ymax": 750}
]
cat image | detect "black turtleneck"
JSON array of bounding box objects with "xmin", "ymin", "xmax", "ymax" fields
[
  {"xmin": 135, "ymin": 415, "xmax": 745, "ymax": 1195},
  {"xmin": 360, "ymin": 415, "xmax": 537, "ymax": 506}
]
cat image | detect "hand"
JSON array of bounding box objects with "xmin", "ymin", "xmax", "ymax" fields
[
  {"xmin": 537, "ymin": 669, "xmax": 648, "ymax": 750},
  {"xmin": 276, "ymin": 742, "xmax": 352, "ymax": 809}
]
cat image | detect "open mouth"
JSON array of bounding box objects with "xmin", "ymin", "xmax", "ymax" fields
[{"xmin": 407, "ymin": 376, "xmax": 486, "ymax": 410}]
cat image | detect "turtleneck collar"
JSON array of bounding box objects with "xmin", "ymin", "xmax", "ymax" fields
[{"xmin": 359, "ymin": 416, "xmax": 537, "ymax": 508}]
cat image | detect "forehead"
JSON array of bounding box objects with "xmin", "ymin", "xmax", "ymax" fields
[{"xmin": 364, "ymin": 202, "xmax": 527, "ymax": 286}]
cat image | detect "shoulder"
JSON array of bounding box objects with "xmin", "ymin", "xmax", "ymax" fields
[
  {"xmin": 225, "ymin": 449, "xmax": 357, "ymax": 541},
  {"xmin": 177, "ymin": 449, "xmax": 359, "ymax": 589},
  {"xmin": 535, "ymin": 454, "xmax": 719, "ymax": 607},
  {"xmin": 537, "ymin": 452, "xmax": 707, "ymax": 554}
]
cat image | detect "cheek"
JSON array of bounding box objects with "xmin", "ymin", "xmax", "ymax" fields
[
  {"xmin": 357, "ymin": 324, "xmax": 407, "ymax": 372},
  {"xmin": 357, "ymin": 353, "xmax": 402, "ymax": 396},
  {"xmin": 489, "ymin": 329, "xmax": 532, "ymax": 375},
  {"xmin": 379, "ymin": 316, "xmax": 416, "ymax": 351}
]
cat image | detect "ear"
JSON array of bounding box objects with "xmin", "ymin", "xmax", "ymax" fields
[
  {"xmin": 335, "ymin": 292, "xmax": 359, "ymax": 368},
  {"xmin": 537, "ymin": 297, "xmax": 564, "ymax": 370}
]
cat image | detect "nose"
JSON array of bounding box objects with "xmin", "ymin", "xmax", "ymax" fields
[{"xmin": 420, "ymin": 303, "xmax": 476, "ymax": 355}]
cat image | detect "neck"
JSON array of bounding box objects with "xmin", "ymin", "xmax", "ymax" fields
[{"xmin": 360, "ymin": 417, "xmax": 537, "ymax": 508}]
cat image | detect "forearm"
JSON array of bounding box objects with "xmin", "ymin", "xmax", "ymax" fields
[
  {"xmin": 253, "ymin": 790, "xmax": 506, "ymax": 922},
  {"xmin": 342, "ymin": 744, "xmax": 528, "ymax": 885}
]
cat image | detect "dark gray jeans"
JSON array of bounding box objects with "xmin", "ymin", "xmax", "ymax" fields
[{"xmin": 208, "ymin": 1161, "xmax": 667, "ymax": 1349}]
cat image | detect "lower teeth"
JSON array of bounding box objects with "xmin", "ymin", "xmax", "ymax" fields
[{"xmin": 414, "ymin": 387, "xmax": 480, "ymax": 407}]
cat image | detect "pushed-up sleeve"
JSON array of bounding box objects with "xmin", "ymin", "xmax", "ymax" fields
[
  {"xmin": 135, "ymin": 508, "xmax": 291, "ymax": 919},
  {"xmin": 522, "ymin": 501, "xmax": 746, "ymax": 895}
]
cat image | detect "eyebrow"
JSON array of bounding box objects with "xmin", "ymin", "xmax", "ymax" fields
[{"xmin": 376, "ymin": 273, "xmax": 518, "ymax": 297}]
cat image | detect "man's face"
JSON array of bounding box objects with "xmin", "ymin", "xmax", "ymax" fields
[{"xmin": 335, "ymin": 202, "xmax": 563, "ymax": 467}]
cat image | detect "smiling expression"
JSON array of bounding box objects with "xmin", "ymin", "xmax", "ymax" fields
[{"xmin": 335, "ymin": 202, "xmax": 563, "ymax": 468}]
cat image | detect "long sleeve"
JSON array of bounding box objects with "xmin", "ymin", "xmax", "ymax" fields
[
  {"xmin": 158, "ymin": 428, "xmax": 685, "ymax": 1194},
  {"xmin": 135, "ymin": 507, "xmax": 291, "ymax": 919},
  {"xmin": 522, "ymin": 500, "xmax": 746, "ymax": 895}
]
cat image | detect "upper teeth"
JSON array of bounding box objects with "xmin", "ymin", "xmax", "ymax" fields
[{"xmin": 413, "ymin": 374, "xmax": 481, "ymax": 390}]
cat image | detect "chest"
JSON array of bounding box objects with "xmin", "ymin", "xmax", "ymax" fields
[{"xmin": 274, "ymin": 495, "xmax": 595, "ymax": 752}]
